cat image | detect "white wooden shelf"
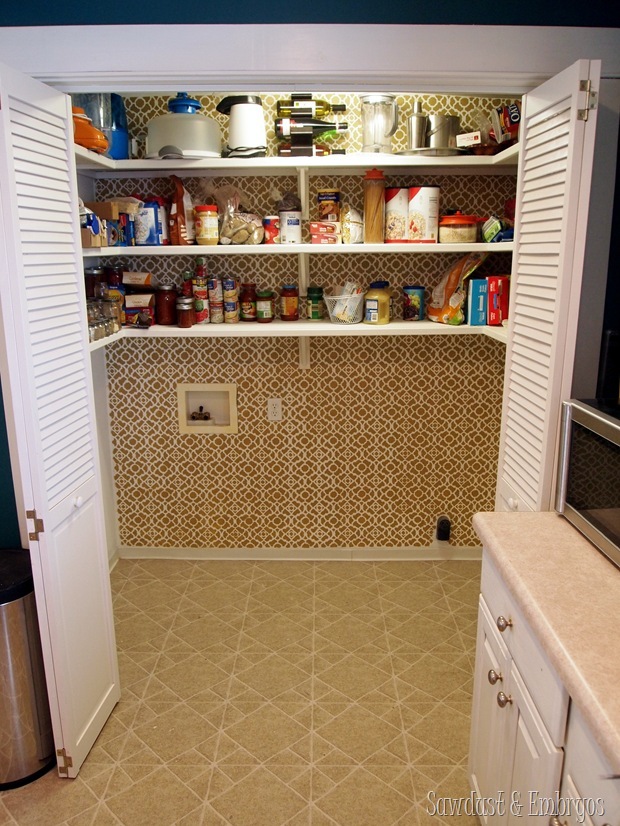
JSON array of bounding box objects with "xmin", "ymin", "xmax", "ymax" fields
[
  {"xmin": 75, "ymin": 142, "xmax": 519, "ymax": 178},
  {"xmin": 89, "ymin": 319, "xmax": 508, "ymax": 350},
  {"xmin": 84, "ymin": 241, "xmax": 514, "ymax": 258}
]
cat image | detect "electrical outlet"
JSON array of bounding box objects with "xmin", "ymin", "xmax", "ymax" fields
[{"xmin": 267, "ymin": 398, "xmax": 282, "ymax": 421}]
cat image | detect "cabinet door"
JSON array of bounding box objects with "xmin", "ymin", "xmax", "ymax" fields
[
  {"xmin": 504, "ymin": 665, "xmax": 564, "ymax": 826},
  {"xmin": 469, "ymin": 598, "xmax": 510, "ymax": 825},
  {"xmin": 0, "ymin": 60, "xmax": 120, "ymax": 776},
  {"xmin": 496, "ymin": 58, "xmax": 601, "ymax": 513}
]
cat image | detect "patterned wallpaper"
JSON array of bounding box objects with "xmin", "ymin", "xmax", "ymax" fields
[
  {"xmin": 123, "ymin": 92, "xmax": 515, "ymax": 158},
  {"xmin": 106, "ymin": 335, "xmax": 505, "ymax": 551},
  {"xmin": 100, "ymin": 92, "xmax": 514, "ymax": 554}
]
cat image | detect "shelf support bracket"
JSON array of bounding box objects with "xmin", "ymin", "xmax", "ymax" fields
[
  {"xmin": 298, "ymin": 167, "xmax": 310, "ymax": 220},
  {"xmin": 298, "ymin": 337, "xmax": 311, "ymax": 369}
]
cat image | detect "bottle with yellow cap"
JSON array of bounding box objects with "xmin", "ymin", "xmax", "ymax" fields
[{"xmin": 364, "ymin": 280, "xmax": 391, "ymax": 324}]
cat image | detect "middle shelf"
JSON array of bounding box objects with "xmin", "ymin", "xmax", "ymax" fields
[{"xmin": 84, "ymin": 241, "xmax": 514, "ymax": 258}]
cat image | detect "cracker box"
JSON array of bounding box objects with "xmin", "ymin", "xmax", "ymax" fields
[
  {"xmin": 311, "ymin": 233, "xmax": 341, "ymax": 244},
  {"xmin": 124, "ymin": 293, "xmax": 155, "ymax": 327},
  {"xmin": 487, "ymin": 276, "xmax": 510, "ymax": 325}
]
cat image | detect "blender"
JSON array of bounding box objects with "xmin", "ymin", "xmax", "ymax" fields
[{"xmin": 360, "ymin": 94, "xmax": 399, "ymax": 153}]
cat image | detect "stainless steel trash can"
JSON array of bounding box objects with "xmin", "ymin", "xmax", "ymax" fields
[{"xmin": 0, "ymin": 549, "xmax": 55, "ymax": 789}]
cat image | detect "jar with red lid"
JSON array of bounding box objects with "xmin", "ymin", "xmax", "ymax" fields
[
  {"xmin": 280, "ymin": 284, "xmax": 299, "ymax": 321},
  {"xmin": 239, "ymin": 282, "xmax": 257, "ymax": 321},
  {"xmin": 156, "ymin": 285, "xmax": 177, "ymax": 325},
  {"xmin": 176, "ymin": 296, "xmax": 195, "ymax": 328},
  {"xmin": 438, "ymin": 212, "xmax": 479, "ymax": 243}
]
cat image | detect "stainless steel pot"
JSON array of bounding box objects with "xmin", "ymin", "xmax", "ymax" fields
[{"xmin": 426, "ymin": 114, "xmax": 461, "ymax": 149}]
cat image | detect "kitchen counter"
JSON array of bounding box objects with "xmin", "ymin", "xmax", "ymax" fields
[{"xmin": 473, "ymin": 510, "xmax": 620, "ymax": 775}]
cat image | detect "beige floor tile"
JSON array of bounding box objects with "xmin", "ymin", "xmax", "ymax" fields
[{"xmin": 0, "ymin": 558, "xmax": 483, "ymax": 825}]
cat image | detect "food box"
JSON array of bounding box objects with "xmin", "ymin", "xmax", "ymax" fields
[
  {"xmin": 124, "ymin": 293, "xmax": 155, "ymax": 327},
  {"xmin": 456, "ymin": 131, "xmax": 482, "ymax": 148},
  {"xmin": 311, "ymin": 233, "xmax": 341, "ymax": 244},
  {"xmin": 85, "ymin": 201, "xmax": 122, "ymax": 222},
  {"xmin": 309, "ymin": 221, "xmax": 341, "ymax": 235},
  {"xmin": 466, "ymin": 278, "xmax": 488, "ymax": 325},
  {"xmin": 122, "ymin": 271, "xmax": 155, "ymax": 287},
  {"xmin": 487, "ymin": 276, "xmax": 510, "ymax": 325},
  {"xmin": 408, "ymin": 187, "xmax": 439, "ymax": 243},
  {"xmin": 80, "ymin": 225, "xmax": 105, "ymax": 248}
]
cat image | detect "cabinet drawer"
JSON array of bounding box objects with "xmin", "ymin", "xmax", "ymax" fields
[
  {"xmin": 481, "ymin": 555, "xmax": 569, "ymax": 745},
  {"xmin": 561, "ymin": 704, "xmax": 620, "ymax": 826}
]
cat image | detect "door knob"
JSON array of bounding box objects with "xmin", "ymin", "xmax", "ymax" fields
[
  {"xmin": 488, "ymin": 669, "xmax": 502, "ymax": 685},
  {"xmin": 496, "ymin": 616, "xmax": 512, "ymax": 633},
  {"xmin": 73, "ymin": 496, "xmax": 84, "ymax": 509},
  {"xmin": 497, "ymin": 691, "xmax": 513, "ymax": 708}
]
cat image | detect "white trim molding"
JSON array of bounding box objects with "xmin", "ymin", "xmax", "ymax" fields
[{"xmin": 117, "ymin": 544, "xmax": 483, "ymax": 561}]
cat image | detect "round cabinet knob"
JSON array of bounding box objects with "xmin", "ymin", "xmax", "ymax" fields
[
  {"xmin": 497, "ymin": 691, "xmax": 513, "ymax": 708},
  {"xmin": 549, "ymin": 817, "xmax": 568, "ymax": 826},
  {"xmin": 487, "ymin": 669, "xmax": 502, "ymax": 685},
  {"xmin": 73, "ymin": 496, "xmax": 84, "ymax": 509},
  {"xmin": 507, "ymin": 497, "xmax": 519, "ymax": 511},
  {"xmin": 496, "ymin": 615, "xmax": 513, "ymax": 633}
]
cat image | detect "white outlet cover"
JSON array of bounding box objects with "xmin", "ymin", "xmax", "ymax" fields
[{"xmin": 267, "ymin": 398, "xmax": 282, "ymax": 421}]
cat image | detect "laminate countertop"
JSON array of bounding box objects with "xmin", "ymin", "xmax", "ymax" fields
[{"xmin": 473, "ymin": 510, "xmax": 620, "ymax": 775}]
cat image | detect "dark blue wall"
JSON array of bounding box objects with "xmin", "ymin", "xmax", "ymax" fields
[
  {"xmin": 0, "ymin": 1, "xmax": 618, "ymax": 26},
  {"xmin": 0, "ymin": 380, "xmax": 21, "ymax": 549}
]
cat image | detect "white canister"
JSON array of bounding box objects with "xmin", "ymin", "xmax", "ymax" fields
[
  {"xmin": 384, "ymin": 187, "xmax": 409, "ymax": 242},
  {"xmin": 408, "ymin": 187, "xmax": 439, "ymax": 243},
  {"xmin": 279, "ymin": 210, "xmax": 302, "ymax": 244}
]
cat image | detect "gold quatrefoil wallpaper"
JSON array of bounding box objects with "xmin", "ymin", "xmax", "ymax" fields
[{"xmin": 99, "ymin": 92, "xmax": 514, "ymax": 555}]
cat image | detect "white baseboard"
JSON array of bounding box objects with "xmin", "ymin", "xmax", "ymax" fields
[{"xmin": 116, "ymin": 543, "xmax": 482, "ymax": 562}]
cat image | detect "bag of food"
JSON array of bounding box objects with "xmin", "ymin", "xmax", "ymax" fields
[
  {"xmin": 201, "ymin": 182, "xmax": 264, "ymax": 245},
  {"xmin": 341, "ymin": 203, "xmax": 363, "ymax": 244},
  {"xmin": 168, "ymin": 175, "xmax": 195, "ymax": 245},
  {"xmin": 427, "ymin": 253, "xmax": 487, "ymax": 325}
]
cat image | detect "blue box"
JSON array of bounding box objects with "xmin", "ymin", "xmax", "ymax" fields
[{"xmin": 467, "ymin": 278, "xmax": 488, "ymax": 326}]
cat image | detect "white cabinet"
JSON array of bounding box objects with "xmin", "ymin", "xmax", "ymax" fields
[
  {"xmin": 559, "ymin": 705, "xmax": 620, "ymax": 826},
  {"xmin": 469, "ymin": 554, "xmax": 568, "ymax": 823}
]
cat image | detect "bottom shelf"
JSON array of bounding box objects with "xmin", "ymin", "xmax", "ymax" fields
[{"xmin": 89, "ymin": 319, "xmax": 508, "ymax": 350}]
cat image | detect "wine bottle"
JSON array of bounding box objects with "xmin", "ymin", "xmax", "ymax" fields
[
  {"xmin": 277, "ymin": 142, "xmax": 346, "ymax": 157},
  {"xmin": 276, "ymin": 94, "xmax": 346, "ymax": 118},
  {"xmin": 275, "ymin": 117, "xmax": 348, "ymax": 140}
]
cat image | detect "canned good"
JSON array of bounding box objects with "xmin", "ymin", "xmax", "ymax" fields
[
  {"xmin": 224, "ymin": 300, "xmax": 240, "ymax": 323},
  {"xmin": 194, "ymin": 296, "xmax": 210, "ymax": 324},
  {"xmin": 403, "ymin": 285, "xmax": 425, "ymax": 321},
  {"xmin": 385, "ymin": 187, "xmax": 409, "ymax": 243},
  {"xmin": 210, "ymin": 302, "xmax": 224, "ymax": 323},
  {"xmin": 207, "ymin": 276, "xmax": 223, "ymax": 303},
  {"xmin": 408, "ymin": 187, "xmax": 439, "ymax": 243},
  {"xmin": 279, "ymin": 211, "xmax": 302, "ymax": 244},
  {"xmin": 222, "ymin": 276, "xmax": 238, "ymax": 300},
  {"xmin": 263, "ymin": 216, "xmax": 280, "ymax": 244}
]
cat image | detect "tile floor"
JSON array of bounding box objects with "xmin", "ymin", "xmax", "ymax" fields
[{"xmin": 0, "ymin": 558, "xmax": 481, "ymax": 826}]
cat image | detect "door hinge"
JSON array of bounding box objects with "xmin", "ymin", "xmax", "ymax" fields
[
  {"xmin": 26, "ymin": 509, "xmax": 45, "ymax": 541},
  {"xmin": 578, "ymin": 79, "xmax": 598, "ymax": 121},
  {"xmin": 56, "ymin": 748, "xmax": 73, "ymax": 776}
]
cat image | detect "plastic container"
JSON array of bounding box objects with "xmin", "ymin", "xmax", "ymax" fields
[
  {"xmin": 439, "ymin": 212, "xmax": 479, "ymax": 243},
  {"xmin": 306, "ymin": 286, "xmax": 325, "ymax": 320},
  {"xmin": 194, "ymin": 205, "xmax": 219, "ymax": 245},
  {"xmin": 364, "ymin": 280, "xmax": 391, "ymax": 324},
  {"xmin": 363, "ymin": 169, "xmax": 385, "ymax": 244},
  {"xmin": 403, "ymin": 285, "xmax": 425, "ymax": 321}
]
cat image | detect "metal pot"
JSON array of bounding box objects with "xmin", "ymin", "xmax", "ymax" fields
[{"xmin": 426, "ymin": 114, "xmax": 461, "ymax": 149}]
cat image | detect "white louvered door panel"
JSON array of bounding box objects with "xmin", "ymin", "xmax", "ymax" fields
[
  {"xmin": 496, "ymin": 59, "xmax": 601, "ymax": 513},
  {"xmin": 0, "ymin": 61, "xmax": 119, "ymax": 778}
]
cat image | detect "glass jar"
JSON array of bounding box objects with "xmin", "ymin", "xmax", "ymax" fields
[
  {"xmin": 256, "ymin": 289, "xmax": 275, "ymax": 323},
  {"xmin": 306, "ymin": 285, "xmax": 325, "ymax": 320},
  {"xmin": 280, "ymin": 284, "xmax": 299, "ymax": 321},
  {"xmin": 176, "ymin": 296, "xmax": 195, "ymax": 328},
  {"xmin": 101, "ymin": 297, "xmax": 122, "ymax": 333},
  {"xmin": 84, "ymin": 266, "xmax": 105, "ymax": 299},
  {"xmin": 155, "ymin": 285, "xmax": 177, "ymax": 325},
  {"xmin": 194, "ymin": 205, "xmax": 219, "ymax": 245},
  {"xmin": 239, "ymin": 282, "xmax": 257, "ymax": 321}
]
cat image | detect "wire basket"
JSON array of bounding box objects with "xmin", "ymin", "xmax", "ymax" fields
[{"xmin": 324, "ymin": 293, "xmax": 364, "ymax": 324}]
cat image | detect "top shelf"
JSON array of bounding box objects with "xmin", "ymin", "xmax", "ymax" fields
[{"xmin": 74, "ymin": 143, "xmax": 520, "ymax": 178}]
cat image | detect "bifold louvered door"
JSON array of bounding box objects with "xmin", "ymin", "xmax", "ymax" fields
[
  {"xmin": 0, "ymin": 61, "xmax": 119, "ymax": 777},
  {"xmin": 496, "ymin": 59, "xmax": 601, "ymax": 513}
]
